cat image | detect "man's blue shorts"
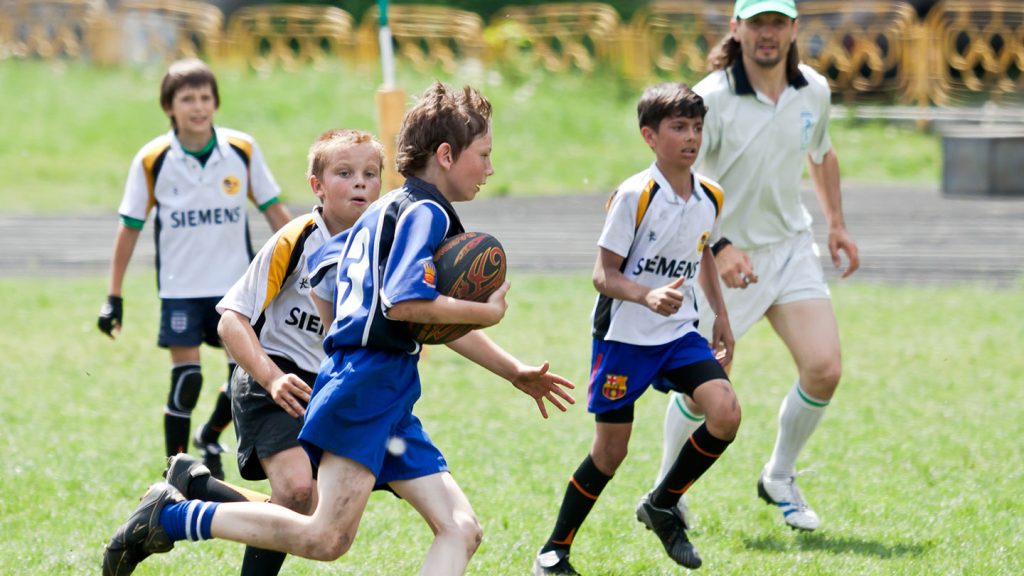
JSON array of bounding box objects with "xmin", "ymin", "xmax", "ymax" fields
[
  {"xmin": 158, "ymin": 297, "xmax": 222, "ymax": 348},
  {"xmin": 299, "ymin": 347, "xmax": 448, "ymax": 488},
  {"xmin": 588, "ymin": 331, "xmax": 725, "ymax": 415}
]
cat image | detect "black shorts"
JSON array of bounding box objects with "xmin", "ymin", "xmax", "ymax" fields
[
  {"xmin": 231, "ymin": 356, "xmax": 314, "ymax": 481},
  {"xmin": 158, "ymin": 297, "xmax": 222, "ymax": 348}
]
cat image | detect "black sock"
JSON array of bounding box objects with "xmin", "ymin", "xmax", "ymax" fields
[
  {"xmin": 164, "ymin": 413, "xmax": 190, "ymax": 457},
  {"xmin": 241, "ymin": 546, "xmax": 287, "ymax": 576},
  {"xmin": 651, "ymin": 424, "xmax": 731, "ymax": 509},
  {"xmin": 188, "ymin": 475, "xmax": 252, "ymax": 503},
  {"xmin": 542, "ymin": 455, "xmax": 612, "ymax": 553},
  {"xmin": 201, "ymin": 384, "xmax": 234, "ymax": 443}
]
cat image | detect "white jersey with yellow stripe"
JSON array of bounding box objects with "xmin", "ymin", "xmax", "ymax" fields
[
  {"xmin": 592, "ymin": 162, "xmax": 724, "ymax": 347},
  {"xmin": 118, "ymin": 127, "xmax": 282, "ymax": 298},
  {"xmin": 217, "ymin": 208, "xmax": 332, "ymax": 374}
]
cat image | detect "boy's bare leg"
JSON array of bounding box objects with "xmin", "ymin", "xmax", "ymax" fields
[
  {"xmin": 211, "ymin": 453, "xmax": 374, "ymax": 560},
  {"xmin": 393, "ymin": 472, "xmax": 481, "ymax": 576},
  {"xmin": 239, "ymin": 446, "xmax": 318, "ymax": 575}
]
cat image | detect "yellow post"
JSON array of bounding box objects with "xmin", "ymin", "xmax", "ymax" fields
[{"xmin": 376, "ymin": 87, "xmax": 407, "ymax": 192}]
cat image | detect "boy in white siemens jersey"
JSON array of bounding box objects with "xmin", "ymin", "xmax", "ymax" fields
[
  {"xmin": 97, "ymin": 59, "xmax": 293, "ymax": 479},
  {"xmin": 213, "ymin": 129, "xmax": 382, "ymax": 575},
  {"xmin": 533, "ymin": 83, "xmax": 739, "ymax": 575},
  {"xmin": 657, "ymin": 0, "xmax": 860, "ymax": 533}
]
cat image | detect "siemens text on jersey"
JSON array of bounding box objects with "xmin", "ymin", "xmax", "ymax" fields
[
  {"xmin": 169, "ymin": 206, "xmax": 243, "ymax": 228},
  {"xmin": 285, "ymin": 307, "xmax": 325, "ymax": 336},
  {"xmin": 633, "ymin": 256, "xmax": 700, "ymax": 280}
]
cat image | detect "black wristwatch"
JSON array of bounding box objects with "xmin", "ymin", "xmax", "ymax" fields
[{"xmin": 711, "ymin": 237, "xmax": 732, "ymax": 256}]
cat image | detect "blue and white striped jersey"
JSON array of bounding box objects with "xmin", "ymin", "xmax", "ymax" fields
[{"xmin": 314, "ymin": 177, "xmax": 464, "ymax": 355}]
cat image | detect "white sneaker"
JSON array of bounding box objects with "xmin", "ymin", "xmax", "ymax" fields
[{"xmin": 757, "ymin": 468, "xmax": 820, "ymax": 531}]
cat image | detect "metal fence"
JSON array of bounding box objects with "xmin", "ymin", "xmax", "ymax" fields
[{"xmin": 2, "ymin": 0, "xmax": 1021, "ymax": 106}]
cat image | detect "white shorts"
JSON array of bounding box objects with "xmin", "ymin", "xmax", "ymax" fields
[{"xmin": 698, "ymin": 230, "xmax": 830, "ymax": 340}]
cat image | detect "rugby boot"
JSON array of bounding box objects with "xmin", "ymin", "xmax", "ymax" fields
[
  {"xmin": 532, "ymin": 548, "xmax": 580, "ymax": 575},
  {"xmin": 641, "ymin": 492, "xmax": 694, "ymax": 530},
  {"xmin": 102, "ymin": 482, "xmax": 184, "ymax": 576},
  {"xmin": 635, "ymin": 492, "xmax": 702, "ymax": 569},
  {"xmin": 163, "ymin": 453, "xmax": 211, "ymax": 499},
  {"xmin": 192, "ymin": 427, "xmax": 228, "ymax": 480}
]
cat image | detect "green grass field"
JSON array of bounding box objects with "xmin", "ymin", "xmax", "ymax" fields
[
  {"xmin": 1, "ymin": 59, "xmax": 939, "ymax": 213},
  {"xmin": 1, "ymin": 273, "xmax": 1021, "ymax": 575}
]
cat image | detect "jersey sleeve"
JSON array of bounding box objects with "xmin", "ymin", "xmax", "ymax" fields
[
  {"xmin": 804, "ymin": 67, "xmax": 834, "ymax": 164},
  {"xmin": 307, "ymin": 230, "xmax": 350, "ymax": 305},
  {"xmin": 597, "ymin": 189, "xmax": 638, "ymax": 259},
  {"xmin": 118, "ymin": 148, "xmax": 154, "ymax": 225},
  {"xmin": 247, "ymin": 138, "xmax": 283, "ymax": 208},
  {"xmin": 216, "ymin": 228, "xmax": 284, "ymax": 324},
  {"xmin": 380, "ymin": 202, "xmax": 449, "ymax": 310}
]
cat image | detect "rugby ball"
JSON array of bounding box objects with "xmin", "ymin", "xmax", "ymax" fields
[{"xmin": 408, "ymin": 232, "xmax": 507, "ymax": 344}]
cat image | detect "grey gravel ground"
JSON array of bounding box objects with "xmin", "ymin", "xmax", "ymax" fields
[{"xmin": 2, "ymin": 183, "xmax": 1022, "ymax": 286}]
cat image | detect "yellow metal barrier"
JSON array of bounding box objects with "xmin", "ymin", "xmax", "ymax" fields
[
  {"xmin": 924, "ymin": 0, "xmax": 1024, "ymax": 105},
  {"xmin": 358, "ymin": 5, "xmax": 485, "ymax": 74},
  {"xmin": 796, "ymin": 2, "xmax": 920, "ymax": 103},
  {"xmin": 488, "ymin": 3, "xmax": 621, "ymax": 73},
  {"xmin": 110, "ymin": 0, "xmax": 223, "ymax": 64},
  {"xmin": 4, "ymin": 0, "xmax": 1024, "ymax": 109},
  {"xmin": 624, "ymin": 2, "xmax": 731, "ymax": 82},
  {"xmin": 226, "ymin": 4, "xmax": 356, "ymax": 72},
  {"xmin": 0, "ymin": 0, "xmax": 107, "ymax": 59}
]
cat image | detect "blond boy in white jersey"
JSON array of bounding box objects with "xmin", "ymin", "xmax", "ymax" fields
[
  {"xmin": 97, "ymin": 59, "xmax": 293, "ymax": 479},
  {"xmin": 657, "ymin": 0, "xmax": 861, "ymax": 533}
]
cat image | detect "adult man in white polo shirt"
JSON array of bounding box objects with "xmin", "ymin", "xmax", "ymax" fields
[{"xmin": 656, "ymin": 0, "xmax": 860, "ymax": 532}]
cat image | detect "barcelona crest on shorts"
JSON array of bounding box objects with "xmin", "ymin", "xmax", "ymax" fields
[{"xmin": 602, "ymin": 374, "xmax": 628, "ymax": 400}]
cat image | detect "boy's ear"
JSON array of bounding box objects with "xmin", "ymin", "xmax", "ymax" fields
[
  {"xmin": 435, "ymin": 142, "xmax": 454, "ymax": 169},
  {"xmin": 640, "ymin": 125, "xmax": 657, "ymax": 149},
  {"xmin": 309, "ymin": 175, "xmax": 325, "ymax": 202}
]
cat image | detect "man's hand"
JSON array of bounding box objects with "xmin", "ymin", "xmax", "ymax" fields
[
  {"xmin": 510, "ymin": 361, "xmax": 575, "ymax": 419},
  {"xmin": 828, "ymin": 226, "xmax": 860, "ymax": 278},
  {"xmin": 97, "ymin": 295, "xmax": 123, "ymax": 339},
  {"xmin": 715, "ymin": 245, "xmax": 758, "ymax": 289},
  {"xmin": 266, "ymin": 373, "xmax": 313, "ymax": 418}
]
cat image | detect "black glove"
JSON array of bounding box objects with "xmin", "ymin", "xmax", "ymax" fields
[{"xmin": 98, "ymin": 295, "xmax": 123, "ymax": 337}]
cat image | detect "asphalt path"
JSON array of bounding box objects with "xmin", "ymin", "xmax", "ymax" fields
[{"xmin": 2, "ymin": 183, "xmax": 1022, "ymax": 286}]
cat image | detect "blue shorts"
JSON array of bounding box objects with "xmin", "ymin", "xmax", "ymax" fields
[
  {"xmin": 298, "ymin": 347, "xmax": 447, "ymax": 488},
  {"xmin": 158, "ymin": 297, "xmax": 222, "ymax": 348},
  {"xmin": 588, "ymin": 332, "xmax": 725, "ymax": 416}
]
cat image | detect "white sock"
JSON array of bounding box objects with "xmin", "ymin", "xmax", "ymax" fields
[
  {"xmin": 766, "ymin": 380, "xmax": 829, "ymax": 479},
  {"xmin": 657, "ymin": 392, "xmax": 705, "ymax": 484}
]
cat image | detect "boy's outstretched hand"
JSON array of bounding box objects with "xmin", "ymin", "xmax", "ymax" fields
[{"xmin": 510, "ymin": 361, "xmax": 575, "ymax": 419}]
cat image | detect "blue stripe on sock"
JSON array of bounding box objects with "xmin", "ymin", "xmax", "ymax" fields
[
  {"xmin": 159, "ymin": 501, "xmax": 193, "ymax": 542},
  {"xmin": 159, "ymin": 500, "xmax": 219, "ymax": 542}
]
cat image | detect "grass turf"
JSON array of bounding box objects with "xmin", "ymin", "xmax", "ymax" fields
[{"xmin": 0, "ymin": 273, "xmax": 1020, "ymax": 574}]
